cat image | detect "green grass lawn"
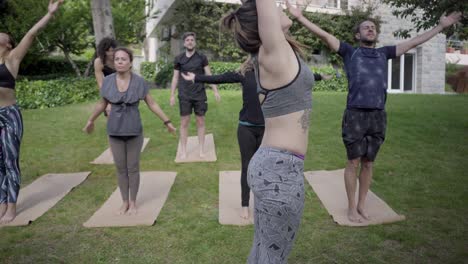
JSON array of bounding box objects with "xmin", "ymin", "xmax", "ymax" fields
[{"xmin": 0, "ymin": 90, "xmax": 467, "ymax": 263}]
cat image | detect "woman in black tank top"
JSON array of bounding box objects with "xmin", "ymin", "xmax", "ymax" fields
[
  {"xmin": 94, "ymin": 38, "xmax": 118, "ymax": 116},
  {"xmin": 0, "ymin": 0, "xmax": 64, "ymax": 225}
]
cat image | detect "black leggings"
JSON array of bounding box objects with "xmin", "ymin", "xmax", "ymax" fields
[{"xmin": 237, "ymin": 124, "xmax": 264, "ymax": 207}]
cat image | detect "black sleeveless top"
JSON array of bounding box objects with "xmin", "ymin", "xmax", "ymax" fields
[
  {"xmin": 0, "ymin": 64, "xmax": 16, "ymax": 89},
  {"xmin": 102, "ymin": 65, "xmax": 116, "ymax": 77}
]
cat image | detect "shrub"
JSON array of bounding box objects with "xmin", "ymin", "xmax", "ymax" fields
[
  {"xmin": 312, "ymin": 65, "xmax": 348, "ymax": 92},
  {"xmin": 155, "ymin": 61, "xmax": 174, "ymax": 88},
  {"xmin": 141, "ymin": 61, "xmax": 157, "ymax": 82},
  {"xmin": 16, "ymin": 77, "xmax": 99, "ymax": 109},
  {"xmin": 210, "ymin": 61, "xmax": 242, "ymax": 90}
]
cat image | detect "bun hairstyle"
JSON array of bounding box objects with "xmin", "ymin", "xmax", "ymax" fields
[{"xmin": 222, "ymin": 0, "xmax": 306, "ymax": 57}]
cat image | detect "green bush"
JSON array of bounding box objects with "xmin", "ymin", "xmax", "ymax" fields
[
  {"xmin": 16, "ymin": 77, "xmax": 99, "ymax": 109},
  {"xmin": 141, "ymin": 61, "xmax": 157, "ymax": 82},
  {"xmin": 210, "ymin": 61, "xmax": 242, "ymax": 90},
  {"xmin": 312, "ymin": 65, "xmax": 348, "ymax": 92},
  {"xmin": 155, "ymin": 62, "xmax": 173, "ymax": 88}
]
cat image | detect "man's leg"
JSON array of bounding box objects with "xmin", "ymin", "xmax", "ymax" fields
[
  {"xmin": 356, "ymin": 110, "xmax": 386, "ymax": 220},
  {"xmin": 357, "ymin": 158, "xmax": 373, "ymax": 220},
  {"xmin": 194, "ymin": 99, "xmax": 207, "ymax": 157},
  {"xmin": 195, "ymin": 115, "xmax": 205, "ymax": 157},
  {"xmin": 344, "ymin": 158, "xmax": 362, "ymax": 223},
  {"xmin": 179, "ymin": 115, "xmax": 191, "ymax": 159}
]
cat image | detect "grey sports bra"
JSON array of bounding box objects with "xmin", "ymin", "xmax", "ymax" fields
[{"xmin": 253, "ymin": 52, "xmax": 314, "ymax": 118}]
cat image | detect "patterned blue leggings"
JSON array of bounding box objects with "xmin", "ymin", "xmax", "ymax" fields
[
  {"xmin": 247, "ymin": 147, "xmax": 305, "ymax": 264},
  {"xmin": 0, "ymin": 105, "xmax": 23, "ymax": 204}
]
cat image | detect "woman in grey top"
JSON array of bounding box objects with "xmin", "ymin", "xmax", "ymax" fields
[
  {"xmin": 223, "ymin": 1, "xmax": 314, "ymax": 263},
  {"xmin": 83, "ymin": 47, "xmax": 176, "ymax": 215}
]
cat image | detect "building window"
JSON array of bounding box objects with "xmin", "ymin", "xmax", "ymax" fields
[{"xmin": 388, "ymin": 52, "xmax": 415, "ymax": 92}]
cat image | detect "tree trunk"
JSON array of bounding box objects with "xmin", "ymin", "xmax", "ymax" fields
[
  {"xmin": 91, "ymin": 0, "xmax": 115, "ymax": 47},
  {"xmin": 62, "ymin": 49, "xmax": 82, "ymax": 77},
  {"xmin": 83, "ymin": 52, "xmax": 97, "ymax": 77}
]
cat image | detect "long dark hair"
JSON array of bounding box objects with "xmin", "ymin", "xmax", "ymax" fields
[
  {"xmin": 222, "ymin": 0, "xmax": 306, "ymax": 57},
  {"xmin": 97, "ymin": 37, "xmax": 118, "ymax": 64}
]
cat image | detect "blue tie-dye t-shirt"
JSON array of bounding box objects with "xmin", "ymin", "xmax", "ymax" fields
[{"xmin": 338, "ymin": 41, "xmax": 396, "ymax": 110}]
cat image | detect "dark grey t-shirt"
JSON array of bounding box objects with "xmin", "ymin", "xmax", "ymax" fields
[
  {"xmin": 174, "ymin": 51, "xmax": 208, "ymax": 100},
  {"xmin": 338, "ymin": 41, "xmax": 396, "ymax": 110},
  {"xmin": 100, "ymin": 73, "xmax": 149, "ymax": 136}
]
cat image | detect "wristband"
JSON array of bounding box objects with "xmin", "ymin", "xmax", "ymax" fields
[{"xmin": 164, "ymin": 120, "xmax": 171, "ymax": 125}]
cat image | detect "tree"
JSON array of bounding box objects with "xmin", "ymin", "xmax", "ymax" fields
[
  {"xmin": 382, "ymin": 0, "xmax": 468, "ymax": 40},
  {"xmin": 163, "ymin": 0, "xmax": 242, "ymax": 61},
  {"xmin": 47, "ymin": 0, "xmax": 93, "ymax": 77},
  {"xmin": 91, "ymin": 0, "xmax": 115, "ymax": 47},
  {"xmin": 112, "ymin": 0, "xmax": 146, "ymax": 45}
]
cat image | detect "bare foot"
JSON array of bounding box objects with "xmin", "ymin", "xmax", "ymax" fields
[
  {"xmin": 117, "ymin": 201, "xmax": 129, "ymax": 215},
  {"xmin": 0, "ymin": 203, "xmax": 7, "ymax": 219},
  {"xmin": 0, "ymin": 204, "xmax": 17, "ymax": 224},
  {"xmin": 347, "ymin": 208, "xmax": 363, "ymax": 223},
  {"xmin": 240, "ymin": 207, "xmax": 249, "ymax": 219},
  {"xmin": 357, "ymin": 206, "xmax": 370, "ymax": 221},
  {"xmin": 180, "ymin": 150, "xmax": 187, "ymax": 160},
  {"xmin": 127, "ymin": 202, "xmax": 138, "ymax": 216}
]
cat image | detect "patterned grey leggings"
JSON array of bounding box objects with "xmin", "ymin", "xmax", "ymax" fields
[
  {"xmin": 108, "ymin": 134, "xmax": 143, "ymax": 202},
  {"xmin": 247, "ymin": 147, "xmax": 305, "ymax": 264},
  {"xmin": 0, "ymin": 104, "xmax": 23, "ymax": 204}
]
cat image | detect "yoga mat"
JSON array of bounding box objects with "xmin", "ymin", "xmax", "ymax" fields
[
  {"xmin": 219, "ymin": 171, "xmax": 254, "ymax": 225},
  {"xmin": 304, "ymin": 169, "xmax": 405, "ymax": 227},
  {"xmin": 174, "ymin": 133, "xmax": 217, "ymax": 163},
  {"xmin": 90, "ymin": 138, "xmax": 150, "ymax": 164},
  {"xmin": 83, "ymin": 171, "xmax": 176, "ymax": 228},
  {"xmin": 0, "ymin": 172, "xmax": 91, "ymax": 227}
]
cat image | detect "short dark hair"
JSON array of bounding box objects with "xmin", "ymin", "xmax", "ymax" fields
[
  {"xmin": 113, "ymin": 47, "xmax": 134, "ymax": 62},
  {"xmin": 97, "ymin": 37, "xmax": 118, "ymax": 63},
  {"xmin": 182, "ymin": 32, "xmax": 196, "ymax": 41}
]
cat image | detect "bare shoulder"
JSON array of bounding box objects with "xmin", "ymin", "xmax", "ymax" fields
[{"xmin": 94, "ymin": 57, "xmax": 103, "ymax": 68}]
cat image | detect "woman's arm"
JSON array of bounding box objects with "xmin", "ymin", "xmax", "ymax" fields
[
  {"xmin": 94, "ymin": 58, "xmax": 105, "ymax": 89},
  {"xmin": 9, "ymin": 0, "xmax": 64, "ymax": 64},
  {"xmin": 144, "ymin": 94, "xmax": 177, "ymax": 134},
  {"xmin": 182, "ymin": 71, "xmax": 243, "ymax": 84},
  {"xmin": 83, "ymin": 98, "xmax": 108, "ymax": 134}
]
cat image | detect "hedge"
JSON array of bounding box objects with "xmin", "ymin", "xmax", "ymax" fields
[{"xmin": 16, "ymin": 77, "xmax": 99, "ymax": 109}]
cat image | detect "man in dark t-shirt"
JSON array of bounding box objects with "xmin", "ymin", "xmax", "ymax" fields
[
  {"xmin": 288, "ymin": 3, "xmax": 461, "ymax": 223},
  {"xmin": 170, "ymin": 32, "xmax": 220, "ymax": 159}
]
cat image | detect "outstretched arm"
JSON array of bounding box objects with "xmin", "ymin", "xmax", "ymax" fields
[
  {"xmin": 9, "ymin": 0, "xmax": 64, "ymax": 63},
  {"xmin": 396, "ymin": 11, "xmax": 461, "ymax": 56},
  {"xmin": 144, "ymin": 94, "xmax": 177, "ymax": 134},
  {"xmin": 182, "ymin": 71, "xmax": 243, "ymax": 84},
  {"xmin": 286, "ymin": 0, "xmax": 339, "ymax": 52},
  {"xmin": 83, "ymin": 98, "xmax": 108, "ymax": 134}
]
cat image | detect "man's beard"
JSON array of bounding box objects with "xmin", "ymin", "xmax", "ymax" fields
[
  {"xmin": 186, "ymin": 47, "xmax": 195, "ymax": 52},
  {"xmin": 361, "ymin": 38, "xmax": 376, "ymax": 46}
]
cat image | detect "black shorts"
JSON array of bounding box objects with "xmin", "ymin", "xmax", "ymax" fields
[
  {"xmin": 179, "ymin": 98, "xmax": 208, "ymax": 116},
  {"xmin": 342, "ymin": 109, "xmax": 387, "ymax": 162}
]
